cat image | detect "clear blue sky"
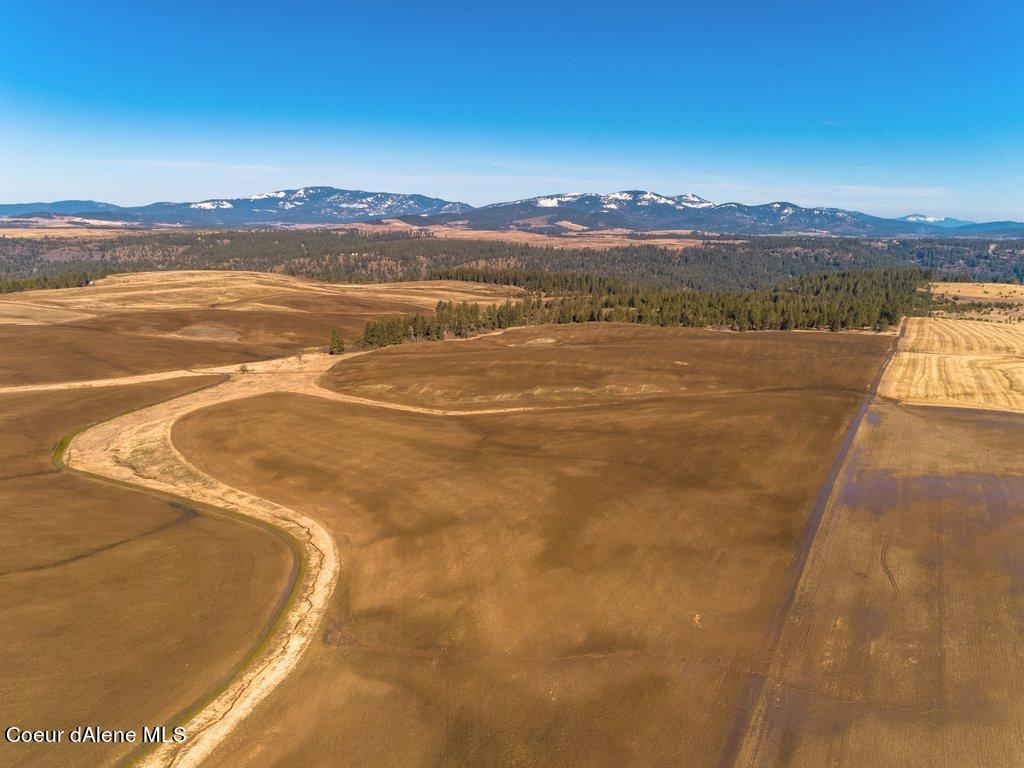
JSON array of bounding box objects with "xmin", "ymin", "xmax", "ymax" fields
[{"xmin": 1, "ymin": 0, "xmax": 1022, "ymax": 219}]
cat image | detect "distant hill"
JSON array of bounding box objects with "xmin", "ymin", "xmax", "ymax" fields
[
  {"xmin": 423, "ymin": 192, "xmax": 1023, "ymax": 237},
  {"xmin": 0, "ymin": 200, "xmax": 124, "ymax": 216},
  {"xmin": 1, "ymin": 186, "xmax": 1021, "ymax": 236},
  {"xmin": 0, "ymin": 187, "xmax": 471, "ymax": 226}
]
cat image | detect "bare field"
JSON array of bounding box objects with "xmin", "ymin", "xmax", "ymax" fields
[
  {"xmin": 0, "ymin": 273, "xmax": 528, "ymax": 766},
  {"xmin": 0, "ymin": 324, "xmax": 288, "ymax": 387},
  {"xmin": 731, "ymin": 402, "xmax": 1024, "ymax": 768},
  {"xmin": 0, "ymin": 378, "xmax": 295, "ymax": 768},
  {"xmin": 0, "ymin": 272, "xmax": 519, "ymax": 386},
  {"xmin": 11, "ymin": 271, "xmax": 1019, "ymax": 767},
  {"xmin": 171, "ymin": 324, "xmax": 890, "ymax": 768},
  {"xmin": 0, "ymin": 225, "xmax": 149, "ymax": 239},
  {"xmin": 0, "ymin": 270, "xmax": 517, "ymax": 322},
  {"xmin": 879, "ymin": 317, "xmax": 1024, "ymax": 413},
  {"xmin": 321, "ymin": 323, "xmax": 876, "ymax": 410}
]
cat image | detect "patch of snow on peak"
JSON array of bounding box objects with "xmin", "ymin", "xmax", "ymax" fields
[
  {"xmin": 676, "ymin": 193, "xmax": 714, "ymax": 208},
  {"xmin": 638, "ymin": 191, "xmax": 675, "ymax": 206},
  {"xmin": 190, "ymin": 200, "xmax": 233, "ymax": 210},
  {"xmin": 535, "ymin": 197, "xmax": 561, "ymax": 207}
]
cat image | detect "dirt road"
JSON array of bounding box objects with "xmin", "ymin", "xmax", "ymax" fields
[
  {"xmin": 55, "ymin": 341, "xmax": 591, "ymax": 768},
  {"xmin": 714, "ymin": 321, "xmax": 906, "ymax": 767}
]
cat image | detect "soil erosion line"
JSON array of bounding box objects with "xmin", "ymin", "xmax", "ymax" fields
[{"xmin": 714, "ymin": 319, "xmax": 907, "ymax": 768}]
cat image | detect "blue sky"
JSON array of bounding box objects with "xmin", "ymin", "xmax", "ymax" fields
[{"xmin": 1, "ymin": 0, "xmax": 1022, "ymax": 219}]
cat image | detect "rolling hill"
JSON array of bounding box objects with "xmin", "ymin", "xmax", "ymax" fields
[{"xmin": 0, "ymin": 187, "xmax": 471, "ymax": 226}]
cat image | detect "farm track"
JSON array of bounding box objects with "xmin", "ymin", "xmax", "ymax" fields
[
  {"xmin": 723, "ymin": 315, "xmax": 1024, "ymax": 766},
  {"xmin": 714, "ymin": 320, "xmax": 907, "ymax": 768},
  {"xmin": 53, "ymin": 333, "xmax": 600, "ymax": 768},
  {"xmin": 13, "ymin": 318, "xmax": 916, "ymax": 768}
]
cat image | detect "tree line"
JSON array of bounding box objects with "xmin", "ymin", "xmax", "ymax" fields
[
  {"xmin": 0, "ymin": 270, "xmax": 96, "ymax": 295},
  {"xmin": 4, "ymin": 229, "xmax": 1022, "ymax": 291},
  {"xmin": 355, "ymin": 267, "xmax": 931, "ymax": 349}
]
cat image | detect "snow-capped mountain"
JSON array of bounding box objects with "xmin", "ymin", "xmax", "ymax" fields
[
  {"xmin": 897, "ymin": 214, "xmax": 975, "ymax": 228},
  {"xmin": 674, "ymin": 193, "xmax": 715, "ymax": 209},
  {"xmin": 34, "ymin": 187, "xmax": 472, "ymax": 226},
  {"xmin": 2, "ymin": 187, "xmax": 1021, "ymax": 235},
  {"xmin": 435, "ymin": 191, "xmax": 920, "ymax": 234},
  {"xmin": 486, "ymin": 190, "xmax": 714, "ymax": 214},
  {"xmin": 427, "ymin": 191, "xmax": 1017, "ymax": 235},
  {"xmin": 457, "ymin": 190, "xmax": 722, "ymax": 230}
]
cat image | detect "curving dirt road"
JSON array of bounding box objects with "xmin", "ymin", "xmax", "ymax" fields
[
  {"xmin": 62, "ymin": 354, "xmax": 341, "ymax": 768},
  {"xmin": 54, "ymin": 342, "xmax": 590, "ymax": 768}
]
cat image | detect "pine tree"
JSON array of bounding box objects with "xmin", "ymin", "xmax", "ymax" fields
[{"xmin": 329, "ymin": 329, "xmax": 345, "ymax": 355}]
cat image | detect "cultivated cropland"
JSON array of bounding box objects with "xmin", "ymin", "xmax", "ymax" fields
[{"xmin": 2, "ymin": 264, "xmax": 1023, "ymax": 768}]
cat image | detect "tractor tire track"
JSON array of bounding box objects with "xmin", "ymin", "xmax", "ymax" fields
[{"xmin": 714, "ymin": 319, "xmax": 907, "ymax": 768}]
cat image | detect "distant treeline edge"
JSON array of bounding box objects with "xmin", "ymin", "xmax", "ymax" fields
[
  {"xmin": 4, "ymin": 229, "xmax": 1023, "ymax": 289},
  {"xmin": 0, "ymin": 271, "xmax": 97, "ymax": 295},
  {"xmin": 355, "ymin": 267, "xmax": 931, "ymax": 349}
]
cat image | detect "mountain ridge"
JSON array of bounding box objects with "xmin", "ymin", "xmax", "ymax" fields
[{"xmin": 1, "ymin": 186, "xmax": 1021, "ymax": 236}]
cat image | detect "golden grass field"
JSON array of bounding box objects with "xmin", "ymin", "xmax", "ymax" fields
[
  {"xmin": 931, "ymin": 281, "xmax": 1024, "ymax": 321},
  {"xmin": 879, "ymin": 317, "xmax": 1024, "ymax": 413}
]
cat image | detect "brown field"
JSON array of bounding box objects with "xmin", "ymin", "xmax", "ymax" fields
[
  {"xmin": 879, "ymin": 317, "xmax": 1024, "ymax": 413},
  {"xmin": 0, "ymin": 218, "xmax": 706, "ymax": 249},
  {"xmin": 0, "ymin": 270, "xmax": 517, "ymax": 320},
  {"xmin": 0, "ymin": 377, "xmax": 295, "ymax": 768},
  {"xmin": 10, "ymin": 269, "xmax": 1024, "ymax": 768},
  {"xmin": 727, "ymin": 315, "xmax": 1024, "ymax": 767},
  {"xmin": 0, "ymin": 271, "xmax": 517, "ymax": 386},
  {"xmin": 731, "ymin": 401, "xmax": 1024, "ymax": 767},
  {"xmin": 0, "ymin": 272, "xmax": 523, "ymax": 767},
  {"xmin": 0, "ymin": 224, "xmax": 149, "ymax": 239},
  {"xmin": 170, "ymin": 324, "xmax": 890, "ymax": 767}
]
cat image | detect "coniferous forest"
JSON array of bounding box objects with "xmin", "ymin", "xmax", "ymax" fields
[
  {"xmin": 0, "ymin": 271, "xmax": 97, "ymax": 295},
  {"xmin": 357, "ymin": 267, "xmax": 931, "ymax": 348},
  {"xmin": 2, "ymin": 229, "xmax": 1023, "ymax": 289}
]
